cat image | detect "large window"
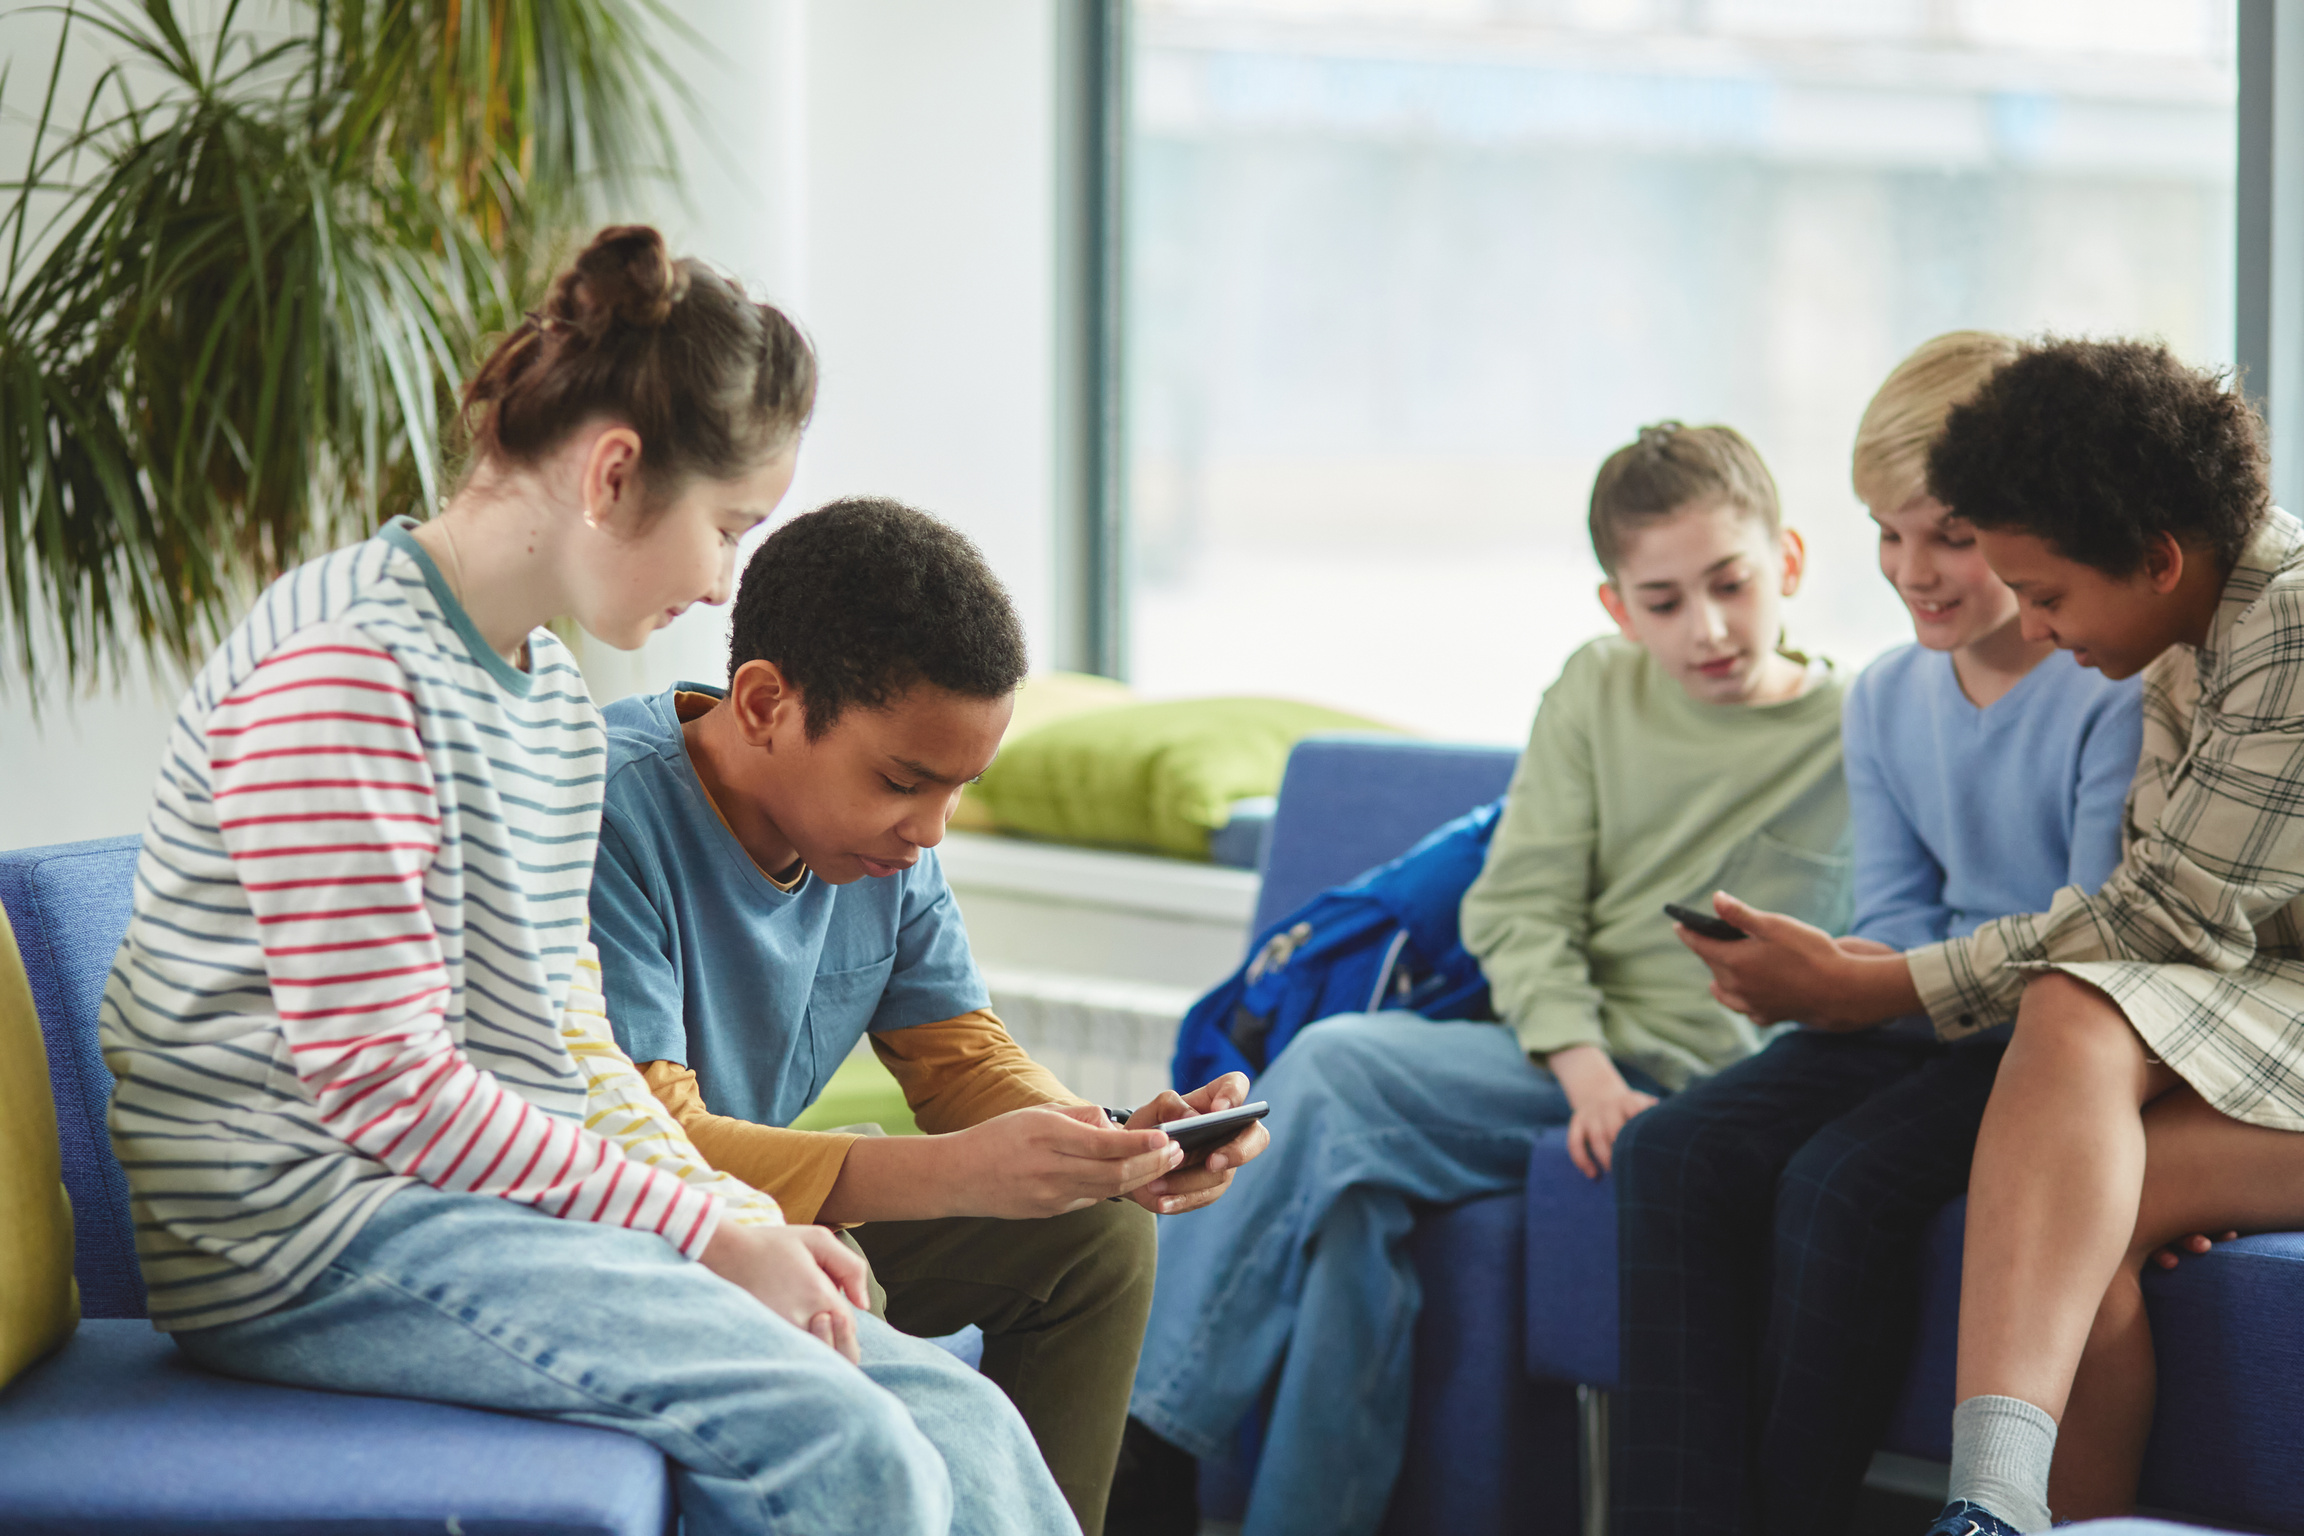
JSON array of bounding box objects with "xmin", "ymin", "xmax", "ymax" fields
[{"xmin": 1126, "ymin": 0, "xmax": 2238, "ymax": 741}]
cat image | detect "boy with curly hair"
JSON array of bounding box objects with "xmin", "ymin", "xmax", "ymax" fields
[
  {"xmin": 586, "ymin": 497, "xmax": 1268, "ymax": 1536},
  {"xmin": 1679, "ymin": 338, "xmax": 2304, "ymax": 1533},
  {"xmin": 1610, "ymin": 334, "xmax": 2142, "ymax": 1536}
]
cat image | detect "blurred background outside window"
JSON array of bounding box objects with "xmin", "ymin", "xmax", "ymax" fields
[{"xmin": 1126, "ymin": 0, "xmax": 2239, "ymax": 742}]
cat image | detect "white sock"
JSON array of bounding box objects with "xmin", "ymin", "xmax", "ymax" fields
[{"xmin": 1948, "ymin": 1394, "xmax": 2057, "ymax": 1533}]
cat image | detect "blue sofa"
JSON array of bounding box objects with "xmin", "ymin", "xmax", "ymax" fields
[
  {"xmin": 1214, "ymin": 736, "xmax": 2304, "ymax": 1536},
  {"xmin": 0, "ymin": 835, "xmax": 676, "ymax": 1534}
]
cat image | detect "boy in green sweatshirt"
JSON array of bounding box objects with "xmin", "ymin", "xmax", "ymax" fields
[{"xmin": 1111, "ymin": 421, "xmax": 1853, "ymax": 1536}]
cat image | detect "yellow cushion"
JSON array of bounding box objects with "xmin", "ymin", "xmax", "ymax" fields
[{"xmin": 0, "ymin": 901, "xmax": 79, "ymax": 1386}]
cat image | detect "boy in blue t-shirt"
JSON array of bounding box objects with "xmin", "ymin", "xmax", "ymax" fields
[
  {"xmin": 588, "ymin": 498, "xmax": 1267, "ymax": 1536},
  {"xmin": 1609, "ymin": 333, "xmax": 2144, "ymax": 1536}
]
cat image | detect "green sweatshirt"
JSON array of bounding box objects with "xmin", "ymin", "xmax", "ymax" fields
[{"xmin": 1461, "ymin": 635, "xmax": 1852, "ymax": 1089}]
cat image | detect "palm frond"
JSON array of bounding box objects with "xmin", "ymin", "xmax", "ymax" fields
[{"xmin": 0, "ymin": 0, "xmax": 690, "ymax": 697}]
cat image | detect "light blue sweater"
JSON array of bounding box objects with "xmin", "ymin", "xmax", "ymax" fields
[{"xmin": 1844, "ymin": 643, "xmax": 2141, "ymax": 958}]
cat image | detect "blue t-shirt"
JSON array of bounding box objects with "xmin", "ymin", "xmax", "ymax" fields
[
  {"xmin": 588, "ymin": 684, "xmax": 989, "ymax": 1128},
  {"xmin": 1844, "ymin": 644, "xmax": 2141, "ymax": 960}
]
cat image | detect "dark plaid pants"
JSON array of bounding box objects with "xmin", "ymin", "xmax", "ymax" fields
[{"xmin": 1610, "ymin": 1027, "xmax": 2007, "ymax": 1536}]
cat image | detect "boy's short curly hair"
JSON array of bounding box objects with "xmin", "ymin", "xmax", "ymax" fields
[
  {"xmin": 727, "ymin": 497, "xmax": 1028, "ymax": 738},
  {"xmin": 1925, "ymin": 338, "xmax": 2268, "ymax": 575}
]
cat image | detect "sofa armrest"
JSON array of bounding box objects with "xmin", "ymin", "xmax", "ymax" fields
[{"xmin": 1523, "ymin": 1127, "xmax": 1622, "ymax": 1389}]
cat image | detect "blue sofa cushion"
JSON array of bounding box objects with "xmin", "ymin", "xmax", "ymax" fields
[
  {"xmin": 1383, "ymin": 1189, "xmax": 1580, "ymax": 1536},
  {"xmin": 0, "ymin": 1318, "xmax": 671, "ymax": 1535},
  {"xmin": 0, "ymin": 837, "xmax": 144, "ymax": 1319},
  {"xmin": 1522, "ymin": 1128, "xmax": 1622, "ymax": 1390},
  {"xmin": 2138, "ymin": 1232, "xmax": 2304, "ymax": 1531}
]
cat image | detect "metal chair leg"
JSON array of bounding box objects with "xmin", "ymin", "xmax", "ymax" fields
[{"xmin": 1579, "ymin": 1386, "xmax": 1609, "ymax": 1536}]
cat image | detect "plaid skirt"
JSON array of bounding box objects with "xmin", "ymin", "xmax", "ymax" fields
[{"xmin": 2049, "ymin": 956, "xmax": 2304, "ymax": 1131}]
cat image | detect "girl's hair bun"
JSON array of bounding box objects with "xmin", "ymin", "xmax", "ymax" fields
[
  {"xmin": 458, "ymin": 222, "xmax": 816, "ymax": 513},
  {"xmin": 551, "ymin": 224, "xmax": 688, "ymax": 337}
]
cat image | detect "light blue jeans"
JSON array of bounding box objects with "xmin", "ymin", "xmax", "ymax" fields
[
  {"xmin": 1132, "ymin": 1012, "xmax": 1646, "ymax": 1536},
  {"xmin": 174, "ymin": 1183, "xmax": 1078, "ymax": 1536}
]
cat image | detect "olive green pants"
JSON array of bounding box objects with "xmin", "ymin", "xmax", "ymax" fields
[{"xmin": 853, "ymin": 1201, "xmax": 1157, "ymax": 1536}]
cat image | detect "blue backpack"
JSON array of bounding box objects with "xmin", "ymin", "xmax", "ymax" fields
[{"xmin": 1170, "ymin": 799, "xmax": 1505, "ymax": 1092}]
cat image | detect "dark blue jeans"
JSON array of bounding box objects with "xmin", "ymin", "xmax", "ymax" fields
[{"xmin": 1611, "ymin": 1027, "xmax": 2006, "ymax": 1536}]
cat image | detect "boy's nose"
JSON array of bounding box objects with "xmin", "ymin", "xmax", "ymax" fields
[{"xmin": 900, "ymin": 805, "xmax": 947, "ymax": 850}]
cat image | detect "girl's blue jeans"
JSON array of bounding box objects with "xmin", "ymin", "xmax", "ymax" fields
[
  {"xmin": 173, "ymin": 1182, "xmax": 1078, "ymax": 1536},
  {"xmin": 1130, "ymin": 1012, "xmax": 1655, "ymax": 1536}
]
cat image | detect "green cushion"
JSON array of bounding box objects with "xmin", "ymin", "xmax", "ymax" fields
[
  {"xmin": 949, "ymin": 671, "xmax": 1137, "ymax": 834},
  {"xmin": 0, "ymin": 901, "xmax": 79, "ymax": 1387},
  {"xmin": 973, "ymin": 697, "xmax": 1406, "ymax": 859}
]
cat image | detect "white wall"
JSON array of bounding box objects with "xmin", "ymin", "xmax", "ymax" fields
[
  {"xmin": 577, "ymin": 0, "xmax": 1061, "ymax": 705},
  {"xmin": 0, "ymin": 0, "xmax": 1065, "ymax": 847}
]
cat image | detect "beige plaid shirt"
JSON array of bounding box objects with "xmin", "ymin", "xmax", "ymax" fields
[{"xmin": 1909, "ymin": 506, "xmax": 2304, "ymax": 1131}]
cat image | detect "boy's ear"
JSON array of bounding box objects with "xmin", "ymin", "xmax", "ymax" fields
[
  {"xmin": 726, "ymin": 659, "xmax": 804, "ymax": 747},
  {"xmin": 1596, "ymin": 579, "xmax": 1639, "ymax": 639},
  {"xmin": 2141, "ymin": 531, "xmax": 2187, "ymax": 595},
  {"xmin": 1777, "ymin": 527, "xmax": 1808, "ymax": 597}
]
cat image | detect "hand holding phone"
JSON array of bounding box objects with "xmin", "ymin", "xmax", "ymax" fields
[
  {"xmin": 1664, "ymin": 901, "xmax": 1748, "ymax": 942},
  {"xmin": 1158, "ymin": 1101, "xmax": 1270, "ymax": 1161}
]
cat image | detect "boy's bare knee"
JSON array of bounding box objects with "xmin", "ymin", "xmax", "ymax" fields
[{"xmin": 2018, "ymin": 968, "xmax": 2110, "ymax": 1019}]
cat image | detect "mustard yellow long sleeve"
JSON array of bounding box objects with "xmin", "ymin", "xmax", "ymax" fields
[{"xmin": 868, "ymin": 1007, "xmax": 1090, "ymax": 1134}]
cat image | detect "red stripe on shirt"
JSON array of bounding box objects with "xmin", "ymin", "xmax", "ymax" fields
[
  {"xmin": 210, "ymin": 745, "xmax": 428, "ymax": 770},
  {"xmin": 251, "ymin": 643, "xmax": 396, "ymax": 671},
  {"xmin": 276, "ymin": 982, "xmax": 451, "ymax": 1022},
  {"xmin": 266, "ymin": 931, "xmax": 431, "ymax": 956},
  {"xmin": 208, "ymin": 710, "xmax": 420, "ymax": 737},
  {"xmin": 271, "ymin": 962, "xmax": 444, "ymax": 989},
  {"xmin": 218, "ymin": 812, "xmax": 442, "ymax": 831},
  {"xmin": 216, "ymin": 782, "xmax": 435, "ymax": 805},
  {"xmin": 221, "ymin": 675, "xmax": 416, "ymax": 709}
]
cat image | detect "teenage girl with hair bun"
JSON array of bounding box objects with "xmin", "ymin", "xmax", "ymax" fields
[{"xmin": 101, "ymin": 225, "xmax": 1077, "ymax": 1536}]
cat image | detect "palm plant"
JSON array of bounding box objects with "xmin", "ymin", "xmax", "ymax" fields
[{"xmin": 0, "ymin": 0, "xmax": 689, "ymax": 695}]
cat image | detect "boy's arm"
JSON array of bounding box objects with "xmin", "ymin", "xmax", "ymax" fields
[
  {"xmin": 867, "ymin": 1009, "xmax": 1090, "ymax": 1133},
  {"xmin": 1460, "ymin": 681, "xmax": 1606, "ymax": 1058},
  {"xmin": 643, "ymin": 1059, "xmax": 1182, "ymax": 1224},
  {"xmin": 635, "ymin": 1064, "xmax": 862, "ymax": 1224},
  {"xmin": 1916, "ymin": 650, "xmax": 2304, "ymax": 1036}
]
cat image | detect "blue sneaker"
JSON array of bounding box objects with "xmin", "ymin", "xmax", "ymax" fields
[{"xmin": 1924, "ymin": 1500, "xmax": 2025, "ymax": 1536}]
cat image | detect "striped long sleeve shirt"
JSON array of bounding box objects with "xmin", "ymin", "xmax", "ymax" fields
[{"xmin": 102, "ymin": 519, "xmax": 725, "ymax": 1331}]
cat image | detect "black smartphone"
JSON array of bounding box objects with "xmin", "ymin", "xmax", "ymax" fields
[
  {"xmin": 1160, "ymin": 1101, "xmax": 1270, "ymax": 1159},
  {"xmin": 1664, "ymin": 901, "xmax": 1748, "ymax": 942}
]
